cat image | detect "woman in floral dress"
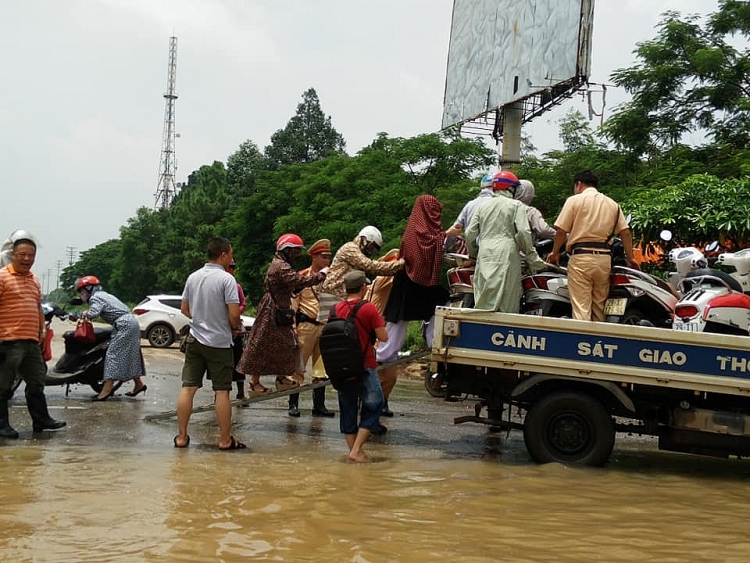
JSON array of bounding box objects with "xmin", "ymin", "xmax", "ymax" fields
[{"xmin": 238, "ymin": 234, "xmax": 328, "ymax": 395}]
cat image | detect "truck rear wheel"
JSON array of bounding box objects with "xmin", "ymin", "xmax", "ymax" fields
[
  {"xmin": 424, "ymin": 371, "xmax": 446, "ymax": 397},
  {"xmin": 523, "ymin": 391, "xmax": 615, "ymax": 466}
]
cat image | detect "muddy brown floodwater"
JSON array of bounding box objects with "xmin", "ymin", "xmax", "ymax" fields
[{"xmin": 1, "ymin": 320, "xmax": 750, "ymax": 562}]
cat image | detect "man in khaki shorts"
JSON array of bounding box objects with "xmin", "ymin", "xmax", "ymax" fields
[
  {"xmin": 547, "ymin": 170, "xmax": 639, "ymax": 321},
  {"xmin": 175, "ymin": 237, "xmax": 246, "ymax": 450}
]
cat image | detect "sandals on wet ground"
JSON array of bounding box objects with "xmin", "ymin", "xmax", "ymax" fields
[
  {"xmin": 247, "ymin": 383, "xmax": 272, "ymax": 397},
  {"xmin": 219, "ymin": 436, "xmax": 247, "ymax": 451},
  {"xmin": 173, "ymin": 435, "xmax": 190, "ymax": 448},
  {"xmin": 275, "ymin": 377, "xmax": 299, "ymax": 392}
]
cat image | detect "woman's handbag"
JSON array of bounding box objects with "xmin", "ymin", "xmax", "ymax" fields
[
  {"xmin": 265, "ymin": 280, "xmax": 295, "ymax": 327},
  {"xmin": 74, "ymin": 319, "xmax": 96, "ymax": 344},
  {"xmin": 274, "ymin": 307, "xmax": 295, "ymax": 327}
]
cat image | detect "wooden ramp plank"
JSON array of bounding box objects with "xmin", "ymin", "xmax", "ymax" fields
[
  {"xmin": 143, "ymin": 350, "xmax": 431, "ymax": 422},
  {"xmin": 144, "ymin": 381, "xmax": 329, "ymax": 422}
]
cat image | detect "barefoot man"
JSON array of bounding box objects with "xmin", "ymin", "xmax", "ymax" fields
[{"xmin": 333, "ymin": 270, "xmax": 388, "ymax": 462}]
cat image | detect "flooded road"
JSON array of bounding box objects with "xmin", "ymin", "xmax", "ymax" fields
[{"xmin": 2, "ymin": 323, "xmax": 750, "ymax": 562}]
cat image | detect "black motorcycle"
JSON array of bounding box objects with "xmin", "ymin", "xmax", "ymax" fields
[{"xmin": 11, "ymin": 302, "xmax": 120, "ymax": 397}]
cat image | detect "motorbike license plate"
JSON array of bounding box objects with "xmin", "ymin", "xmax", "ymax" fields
[
  {"xmin": 604, "ymin": 298, "xmax": 627, "ymax": 316},
  {"xmin": 673, "ymin": 321, "xmax": 701, "ymax": 332},
  {"xmin": 523, "ymin": 309, "xmax": 544, "ymax": 316}
]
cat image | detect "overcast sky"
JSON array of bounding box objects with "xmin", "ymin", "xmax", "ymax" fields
[{"xmin": 1, "ymin": 0, "xmax": 717, "ymax": 292}]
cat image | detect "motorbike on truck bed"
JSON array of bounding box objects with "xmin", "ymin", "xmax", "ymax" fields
[
  {"xmin": 669, "ymin": 242, "xmax": 750, "ymax": 335},
  {"xmin": 523, "ymin": 237, "xmax": 678, "ymax": 327}
]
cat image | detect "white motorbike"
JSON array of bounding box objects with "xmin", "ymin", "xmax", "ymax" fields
[{"xmin": 671, "ymin": 243, "xmax": 750, "ymax": 335}]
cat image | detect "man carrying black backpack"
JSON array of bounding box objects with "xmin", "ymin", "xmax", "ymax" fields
[{"xmin": 326, "ymin": 270, "xmax": 387, "ymax": 463}]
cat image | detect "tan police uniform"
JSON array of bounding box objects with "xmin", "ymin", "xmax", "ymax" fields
[
  {"xmin": 554, "ymin": 187, "xmax": 629, "ymax": 321},
  {"xmin": 293, "ymin": 239, "xmax": 331, "ymax": 380}
]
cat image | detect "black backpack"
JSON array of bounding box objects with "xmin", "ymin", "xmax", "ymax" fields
[{"xmin": 319, "ymin": 300, "xmax": 369, "ymax": 390}]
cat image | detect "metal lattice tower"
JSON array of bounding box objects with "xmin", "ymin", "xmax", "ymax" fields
[{"xmin": 155, "ymin": 37, "xmax": 179, "ymax": 210}]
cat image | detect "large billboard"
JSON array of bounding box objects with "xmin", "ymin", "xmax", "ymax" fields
[{"xmin": 442, "ymin": 0, "xmax": 595, "ymax": 132}]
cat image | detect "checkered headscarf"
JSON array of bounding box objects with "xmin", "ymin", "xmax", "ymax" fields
[{"xmin": 399, "ymin": 194, "xmax": 445, "ymax": 286}]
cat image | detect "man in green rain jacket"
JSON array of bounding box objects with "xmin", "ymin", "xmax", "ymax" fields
[{"xmin": 465, "ymin": 171, "xmax": 546, "ymax": 312}]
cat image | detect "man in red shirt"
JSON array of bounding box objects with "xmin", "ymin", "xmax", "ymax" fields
[
  {"xmin": 334, "ymin": 270, "xmax": 388, "ymax": 463},
  {"xmin": 0, "ymin": 235, "xmax": 66, "ymax": 439}
]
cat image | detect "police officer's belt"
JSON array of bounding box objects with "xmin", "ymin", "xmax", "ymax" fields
[
  {"xmin": 569, "ymin": 241, "xmax": 611, "ymax": 255},
  {"xmin": 296, "ymin": 311, "xmax": 322, "ymax": 326}
]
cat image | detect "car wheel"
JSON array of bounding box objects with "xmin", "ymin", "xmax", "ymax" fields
[{"xmin": 147, "ymin": 324, "xmax": 175, "ymax": 348}]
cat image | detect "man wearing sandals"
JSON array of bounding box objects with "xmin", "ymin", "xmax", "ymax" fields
[{"xmin": 174, "ymin": 237, "xmax": 246, "ymax": 451}]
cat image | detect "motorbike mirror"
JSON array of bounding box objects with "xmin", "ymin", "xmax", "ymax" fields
[
  {"xmin": 659, "ymin": 230, "xmax": 673, "ymax": 242},
  {"xmin": 69, "ymin": 297, "xmax": 83, "ymax": 306},
  {"xmin": 705, "ymin": 241, "xmax": 720, "ymax": 252}
]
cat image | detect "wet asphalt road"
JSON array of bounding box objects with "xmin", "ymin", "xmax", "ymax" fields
[{"xmin": 7, "ymin": 324, "xmax": 521, "ymax": 461}]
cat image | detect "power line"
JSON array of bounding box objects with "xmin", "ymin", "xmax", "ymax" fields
[{"xmin": 66, "ymin": 246, "xmax": 77, "ymax": 266}]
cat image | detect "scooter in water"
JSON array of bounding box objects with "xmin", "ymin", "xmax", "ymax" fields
[{"xmin": 12, "ymin": 305, "xmax": 120, "ymax": 397}]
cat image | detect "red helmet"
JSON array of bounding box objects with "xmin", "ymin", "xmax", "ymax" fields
[
  {"xmin": 276, "ymin": 233, "xmax": 304, "ymax": 251},
  {"xmin": 492, "ymin": 171, "xmax": 521, "ymax": 191},
  {"xmin": 75, "ymin": 275, "xmax": 101, "ymax": 292}
]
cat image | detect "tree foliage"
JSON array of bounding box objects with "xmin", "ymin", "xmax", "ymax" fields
[
  {"xmin": 604, "ymin": 0, "xmax": 750, "ymax": 156},
  {"xmin": 60, "ymin": 238, "xmax": 121, "ymax": 294},
  {"xmin": 622, "ymin": 174, "xmax": 750, "ymax": 247},
  {"xmin": 264, "ymin": 88, "xmax": 346, "ymax": 167},
  {"xmin": 231, "ymin": 131, "xmax": 495, "ymax": 303},
  {"xmin": 226, "ymin": 140, "xmax": 267, "ymax": 197}
]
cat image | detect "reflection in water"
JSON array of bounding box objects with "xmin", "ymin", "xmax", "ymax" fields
[{"xmin": 2, "ymin": 443, "xmax": 750, "ymax": 562}]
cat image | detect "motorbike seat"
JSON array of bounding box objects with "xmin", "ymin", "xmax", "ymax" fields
[{"xmin": 683, "ymin": 268, "xmax": 743, "ymax": 293}]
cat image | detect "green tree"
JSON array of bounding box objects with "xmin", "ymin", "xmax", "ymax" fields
[
  {"xmin": 233, "ymin": 132, "xmax": 494, "ymax": 304},
  {"xmin": 226, "ymin": 140, "xmax": 268, "ymax": 196},
  {"xmin": 622, "ymin": 174, "xmax": 750, "ymax": 247},
  {"xmin": 109, "ymin": 207, "xmax": 168, "ymax": 302},
  {"xmin": 264, "ymin": 88, "xmax": 346, "ymax": 166},
  {"xmin": 60, "ymin": 239, "xmax": 121, "ymax": 291},
  {"xmin": 604, "ymin": 1, "xmax": 750, "ymax": 156}
]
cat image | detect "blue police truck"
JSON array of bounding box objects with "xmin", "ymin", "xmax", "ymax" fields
[{"xmin": 430, "ymin": 307, "xmax": 750, "ymax": 466}]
